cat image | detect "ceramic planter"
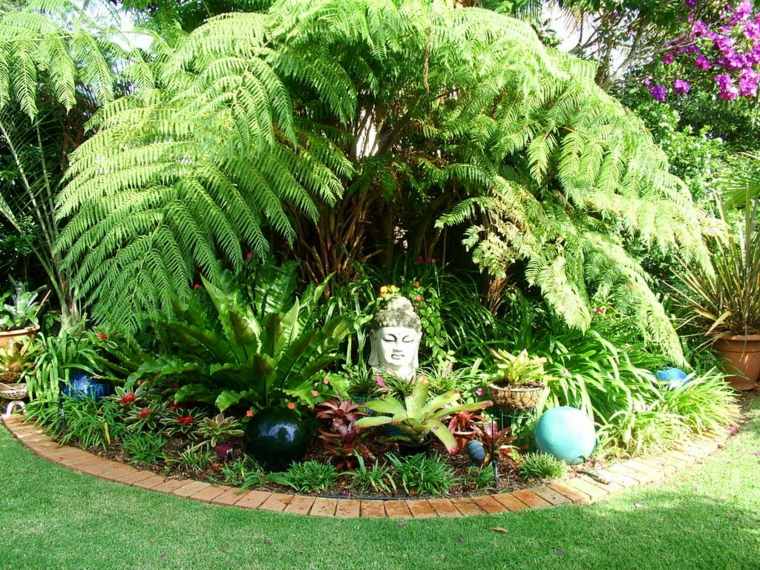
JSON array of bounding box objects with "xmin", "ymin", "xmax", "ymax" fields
[
  {"xmin": 0, "ymin": 325, "xmax": 39, "ymax": 349},
  {"xmin": 714, "ymin": 334, "xmax": 760, "ymax": 391}
]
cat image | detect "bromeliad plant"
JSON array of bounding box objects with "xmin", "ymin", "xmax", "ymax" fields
[
  {"xmin": 354, "ymin": 380, "xmax": 493, "ymax": 453},
  {"xmin": 316, "ymin": 399, "xmax": 372, "ymax": 468},
  {"xmin": 129, "ymin": 264, "xmax": 355, "ymax": 412},
  {"xmin": 490, "ymin": 349, "xmax": 547, "ymax": 387},
  {"xmin": 0, "ymin": 282, "xmax": 45, "ymax": 331}
]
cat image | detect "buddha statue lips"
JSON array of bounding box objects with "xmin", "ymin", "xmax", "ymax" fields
[{"xmin": 369, "ymin": 296, "xmax": 422, "ymax": 381}]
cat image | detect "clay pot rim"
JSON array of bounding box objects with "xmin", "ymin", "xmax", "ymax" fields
[
  {"xmin": 0, "ymin": 324, "xmax": 40, "ymax": 338},
  {"xmin": 713, "ymin": 333, "xmax": 760, "ymax": 342}
]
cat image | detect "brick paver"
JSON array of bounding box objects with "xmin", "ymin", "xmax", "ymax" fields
[
  {"xmin": 173, "ymin": 480, "xmax": 212, "ymax": 498},
  {"xmin": 471, "ymin": 495, "xmax": 509, "ymax": 514},
  {"xmin": 191, "ymin": 484, "xmax": 228, "ymax": 502},
  {"xmin": 360, "ymin": 500, "xmax": 386, "ymax": 518},
  {"xmin": 492, "ymin": 493, "xmax": 530, "ymax": 511},
  {"xmin": 564, "ymin": 477, "xmax": 609, "ymax": 500},
  {"xmin": 547, "ymin": 481, "xmax": 591, "ymax": 504},
  {"xmin": 236, "ymin": 490, "xmax": 272, "ymax": 509},
  {"xmin": 427, "ymin": 498, "xmax": 462, "ymax": 517},
  {"xmin": 310, "ymin": 498, "xmax": 337, "ymax": 517},
  {"xmin": 335, "ymin": 499, "xmax": 361, "ymax": 518},
  {"xmin": 451, "ymin": 498, "xmax": 484, "ymax": 516},
  {"xmin": 284, "ymin": 495, "xmax": 316, "ymax": 515},
  {"xmin": 211, "ymin": 487, "xmax": 249, "ymax": 506},
  {"xmin": 511, "ymin": 489, "xmax": 551, "ymax": 508},
  {"xmin": 1, "ymin": 415, "xmax": 729, "ymax": 519},
  {"xmin": 406, "ymin": 499, "xmax": 437, "ymax": 518},
  {"xmin": 152, "ymin": 478, "xmax": 193, "ymax": 493},
  {"xmin": 531, "ymin": 485, "xmax": 571, "ymax": 506}
]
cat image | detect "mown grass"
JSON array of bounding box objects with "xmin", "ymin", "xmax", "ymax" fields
[{"xmin": 1, "ymin": 396, "xmax": 758, "ymax": 570}]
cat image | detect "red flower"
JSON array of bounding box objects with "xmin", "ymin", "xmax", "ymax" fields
[
  {"xmin": 245, "ymin": 408, "xmax": 255, "ymax": 417},
  {"xmin": 119, "ymin": 393, "xmax": 136, "ymax": 406},
  {"xmin": 138, "ymin": 407, "xmax": 152, "ymax": 419},
  {"xmin": 192, "ymin": 282, "xmax": 202, "ymax": 290},
  {"xmin": 414, "ymin": 294, "xmax": 423, "ymax": 302},
  {"xmin": 177, "ymin": 415, "xmax": 194, "ymax": 426},
  {"xmin": 287, "ymin": 402, "xmax": 297, "ymax": 410},
  {"xmin": 96, "ymin": 331, "xmax": 109, "ymax": 341}
]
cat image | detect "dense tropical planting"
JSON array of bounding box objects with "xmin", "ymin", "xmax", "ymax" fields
[{"xmin": 0, "ymin": 0, "xmax": 755, "ymax": 501}]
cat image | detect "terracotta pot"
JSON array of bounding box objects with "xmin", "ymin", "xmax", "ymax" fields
[
  {"xmin": 714, "ymin": 334, "xmax": 760, "ymax": 391},
  {"xmin": 0, "ymin": 325, "xmax": 39, "ymax": 350}
]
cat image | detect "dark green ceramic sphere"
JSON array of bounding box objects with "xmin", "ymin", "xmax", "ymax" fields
[{"xmin": 245, "ymin": 408, "xmax": 310, "ymax": 470}]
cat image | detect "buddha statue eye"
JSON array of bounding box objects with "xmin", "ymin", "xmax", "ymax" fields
[
  {"xmin": 401, "ymin": 335, "xmax": 415, "ymax": 343},
  {"xmin": 382, "ymin": 333, "xmax": 398, "ymax": 343}
]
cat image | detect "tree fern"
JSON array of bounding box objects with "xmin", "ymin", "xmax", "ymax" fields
[{"xmin": 53, "ymin": 0, "xmax": 714, "ymax": 356}]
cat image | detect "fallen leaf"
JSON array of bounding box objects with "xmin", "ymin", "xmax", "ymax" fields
[{"xmin": 491, "ymin": 527, "xmax": 508, "ymax": 534}]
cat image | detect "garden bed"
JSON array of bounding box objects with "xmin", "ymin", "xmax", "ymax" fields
[{"xmin": 2, "ymin": 412, "xmax": 733, "ymax": 518}]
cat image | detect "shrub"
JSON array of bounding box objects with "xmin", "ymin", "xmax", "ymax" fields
[
  {"xmin": 346, "ymin": 456, "xmax": 397, "ymax": 495},
  {"xmin": 122, "ymin": 433, "xmax": 166, "ymax": 466},
  {"xmin": 386, "ymin": 453, "xmax": 459, "ymax": 496},
  {"xmin": 220, "ymin": 457, "xmax": 268, "ymax": 489},
  {"xmin": 269, "ymin": 461, "xmax": 339, "ymax": 493},
  {"xmin": 464, "ymin": 466, "xmax": 496, "ymax": 490},
  {"xmin": 58, "ymin": 398, "xmax": 114, "ymax": 450},
  {"xmin": 175, "ymin": 446, "xmax": 214, "ymax": 474},
  {"xmin": 518, "ymin": 452, "xmax": 567, "ymax": 481},
  {"xmin": 659, "ymin": 370, "xmax": 740, "ymax": 435}
]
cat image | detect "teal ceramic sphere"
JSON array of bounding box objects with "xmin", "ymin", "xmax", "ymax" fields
[{"xmin": 535, "ymin": 406, "xmax": 596, "ymax": 465}]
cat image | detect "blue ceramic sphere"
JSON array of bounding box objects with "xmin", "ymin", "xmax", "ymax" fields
[
  {"xmin": 245, "ymin": 408, "xmax": 311, "ymax": 470},
  {"xmin": 465, "ymin": 440, "xmax": 486, "ymax": 466},
  {"xmin": 61, "ymin": 371, "xmax": 113, "ymax": 400},
  {"xmin": 655, "ymin": 367, "xmax": 689, "ymax": 389},
  {"xmin": 535, "ymin": 406, "xmax": 596, "ymax": 465}
]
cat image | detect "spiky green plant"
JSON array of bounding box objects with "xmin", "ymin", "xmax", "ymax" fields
[
  {"xmin": 128, "ymin": 263, "xmax": 354, "ymax": 411},
  {"xmin": 354, "ymin": 380, "xmax": 492, "ymax": 452}
]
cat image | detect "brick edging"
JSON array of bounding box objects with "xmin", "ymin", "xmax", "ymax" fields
[{"xmin": 0, "ymin": 414, "xmax": 730, "ymax": 519}]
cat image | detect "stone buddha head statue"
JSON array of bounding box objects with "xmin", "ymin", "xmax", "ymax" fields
[{"xmin": 369, "ymin": 296, "xmax": 422, "ymax": 381}]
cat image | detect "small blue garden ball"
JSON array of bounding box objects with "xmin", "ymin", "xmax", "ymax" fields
[
  {"xmin": 655, "ymin": 367, "xmax": 689, "ymax": 389},
  {"xmin": 61, "ymin": 371, "xmax": 113, "ymax": 400},
  {"xmin": 535, "ymin": 406, "xmax": 596, "ymax": 465},
  {"xmin": 465, "ymin": 440, "xmax": 486, "ymax": 466}
]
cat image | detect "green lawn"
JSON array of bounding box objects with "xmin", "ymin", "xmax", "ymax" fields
[{"xmin": 1, "ymin": 398, "xmax": 759, "ymax": 570}]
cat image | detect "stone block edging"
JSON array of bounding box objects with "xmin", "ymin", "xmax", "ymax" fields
[{"xmin": 1, "ymin": 414, "xmax": 730, "ymax": 519}]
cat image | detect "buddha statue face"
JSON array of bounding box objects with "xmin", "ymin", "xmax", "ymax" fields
[{"xmin": 369, "ymin": 296, "xmax": 422, "ymax": 381}]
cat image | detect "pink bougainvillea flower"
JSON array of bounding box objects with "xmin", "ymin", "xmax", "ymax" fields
[
  {"xmin": 695, "ymin": 53, "xmax": 712, "ymax": 70},
  {"xmin": 374, "ymin": 374, "xmax": 386, "ymax": 388},
  {"xmin": 662, "ymin": 51, "xmax": 676, "ymax": 65},
  {"xmin": 674, "ymin": 79, "xmax": 691, "ymax": 95},
  {"xmin": 739, "ymin": 68, "xmax": 760, "ymax": 96},
  {"xmin": 692, "ymin": 19, "xmax": 709, "ymax": 37},
  {"xmin": 649, "ymin": 83, "xmax": 668, "ymax": 102}
]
